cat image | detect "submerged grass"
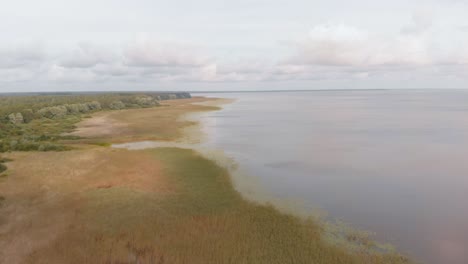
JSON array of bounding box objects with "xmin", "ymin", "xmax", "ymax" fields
[{"xmin": 25, "ymin": 147, "xmax": 410, "ymax": 264}]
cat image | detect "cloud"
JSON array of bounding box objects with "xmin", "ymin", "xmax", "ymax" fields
[
  {"xmin": 268, "ymin": 14, "xmax": 468, "ymax": 83},
  {"xmin": 43, "ymin": 39, "xmax": 223, "ymax": 84},
  {"xmin": 123, "ymin": 39, "xmax": 210, "ymax": 67},
  {"xmin": 0, "ymin": 43, "xmax": 45, "ymax": 69},
  {"xmin": 59, "ymin": 43, "xmax": 116, "ymax": 68},
  {"xmin": 401, "ymin": 9, "xmax": 434, "ymax": 35},
  {"xmin": 289, "ymin": 24, "xmax": 369, "ymax": 66},
  {"xmin": 46, "ymin": 64, "xmax": 97, "ymax": 82},
  {"xmin": 92, "ymin": 63, "xmax": 130, "ymax": 77},
  {"xmin": 0, "ymin": 68, "xmax": 40, "ymax": 83},
  {"xmin": 287, "ymin": 23, "xmax": 434, "ymax": 68},
  {"xmin": 459, "ymin": 25, "xmax": 468, "ymax": 32},
  {"xmin": 1, "ymin": 10, "xmax": 468, "ymax": 91}
]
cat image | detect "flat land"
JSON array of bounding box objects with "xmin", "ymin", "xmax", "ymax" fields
[
  {"xmin": 0, "ymin": 97, "xmax": 410, "ymax": 264},
  {"xmin": 69, "ymin": 97, "xmax": 221, "ymax": 143}
]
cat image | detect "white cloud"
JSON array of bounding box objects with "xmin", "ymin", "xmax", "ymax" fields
[
  {"xmin": 287, "ymin": 23, "xmax": 436, "ymax": 67},
  {"xmin": 278, "ymin": 13, "xmax": 468, "ymax": 84},
  {"xmin": 0, "ymin": 43, "xmax": 45, "ymax": 69},
  {"xmin": 123, "ymin": 39, "xmax": 210, "ymax": 67},
  {"xmin": 47, "ymin": 64, "xmax": 97, "ymax": 82},
  {"xmin": 290, "ymin": 24, "xmax": 370, "ymax": 66},
  {"xmin": 401, "ymin": 8, "xmax": 434, "ymax": 35},
  {"xmin": 2, "ymin": 2, "xmax": 468, "ymax": 91},
  {"xmin": 196, "ymin": 63, "xmax": 218, "ymax": 81},
  {"xmin": 39, "ymin": 39, "xmax": 222, "ymax": 84},
  {"xmin": 59, "ymin": 43, "xmax": 116, "ymax": 68},
  {"xmin": 92, "ymin": 63, "xmax": 130, "ymax": 77}
]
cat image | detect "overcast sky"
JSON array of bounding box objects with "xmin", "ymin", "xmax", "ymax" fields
[{"xmin": 1, "ymin": 0, "xmax": 468, "ymax": 92}]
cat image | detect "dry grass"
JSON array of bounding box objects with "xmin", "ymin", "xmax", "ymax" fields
[
  {"xmin": 1, "ymin": 148, "xmax": 410, "ymax": 264},
  {"xmin": 69, "ymin": 97, "xmax": 221, "ymax": 144},
  {"xmin": 0, "ymin": 148, "xmax": 171, "ymax": 263}
]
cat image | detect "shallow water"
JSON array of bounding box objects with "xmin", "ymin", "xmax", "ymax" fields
[{"xmin": 194, "ymin": 90, "xmax": 468, "ymax": 264}]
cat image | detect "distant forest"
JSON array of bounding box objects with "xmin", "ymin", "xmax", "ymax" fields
[{"xmin": 0, "ymin": 92, "xmax": 191, "ymax": 152}]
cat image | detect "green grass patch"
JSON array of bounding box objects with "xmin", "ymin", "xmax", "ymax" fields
[
  {"xmin": 89, "ymin": 142, "xmax": 112, "ymax": 147},
  {"xmin": 0, "ymin": 163, "xmax": 6, "ymax": 174},
  {"xmin": 154, "ymin": 147, "xmax": 242, "ymax": 215},
  {"xmin": 0, "ymin": 157, "xmax": 11, "ymax": 174}
]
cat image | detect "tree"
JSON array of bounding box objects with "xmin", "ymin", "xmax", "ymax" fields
[{"xmin": 8, "ymin": 113, "xmax": 24, "ymax": 124}]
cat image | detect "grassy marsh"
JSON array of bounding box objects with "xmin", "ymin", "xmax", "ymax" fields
[
  {"xmin": 15, "ymin": 148, "xmax": 409, "ymax": 264},
  {"xmin": 0, "ymin": 96, "xmax": 411, "ymax": 263}
]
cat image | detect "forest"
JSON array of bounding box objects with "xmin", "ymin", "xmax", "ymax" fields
[{"xmin": 0, "ymin": 92, "xmax": 191, "ymax": 152}]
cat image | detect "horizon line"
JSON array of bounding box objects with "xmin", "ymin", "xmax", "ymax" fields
[{"xmin": 2, "ymin": 88, "xmax": 468, "ymax": 96}]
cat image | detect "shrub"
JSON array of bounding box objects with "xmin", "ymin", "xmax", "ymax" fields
[
  {"xmin": 91, "ymin": 142, "xmax": 111, "ymax": 147},
  {"xmin": 9, "ymin": 140, "xmax": 18, "ymax": 150},
  {"xmin": 8, "ymin": 113, "xmax": 24, "ymax": 124},
  {"xmin": 38, "ymin": 143, "xmax": 69, "ymax": 152},
  {"xmin": 134, "ymin": 96, "xmax": 159, "ymax": 107},
  {"xmin": 21, "ymin": 109, "xmax": 35, "ymax": 123},
  {"xmin": 65, "ymin": 104, "xmax": 80, "ymax": 114},
  {"xmin": 88, "ymin": 101, "xmax": 102, "ymax": 110},
  {"xmin": 109, "ymin": 100, "xmax": 126, "ymax": 110},
  {"xmin": 77, "ymin": 103, "xmax": 90, "ymax": 113},
  {"xmin": 37, "ymin": 106, "xmax": 68, "ymax": 119},
  {"xmin": 0, "ymin": 157, "xmax": 12, "ymax": 163},
  {"xmin": 15, "ymin": 142, "xmax": 40, "ymax": 151}
]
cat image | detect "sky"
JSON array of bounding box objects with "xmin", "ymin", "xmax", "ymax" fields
[{"xmin": 1, "ymin": 0, "xmax": 468, "ymax": 92}]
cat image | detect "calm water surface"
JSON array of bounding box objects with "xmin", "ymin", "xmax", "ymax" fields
[{"xmin": 197, "ymin": 90, "xmax": 468, "ymax": 264}]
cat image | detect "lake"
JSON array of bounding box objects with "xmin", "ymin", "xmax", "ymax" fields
[{"xmin": 196, "ymin": 90, "xmax": 468, "ymax": 264}]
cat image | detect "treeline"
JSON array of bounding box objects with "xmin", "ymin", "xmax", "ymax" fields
[
  {"xmin": 0, "ymin": 92, "xmax": 191, "ymax": 152},
  {"xmin": 0, "ymin": 92, "xmax": 191, "ymax": 124}
]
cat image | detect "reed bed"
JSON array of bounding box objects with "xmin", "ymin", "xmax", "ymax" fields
[{"xmin": 24, "ymin": 148, "xmax": 410, "ymax": 264}]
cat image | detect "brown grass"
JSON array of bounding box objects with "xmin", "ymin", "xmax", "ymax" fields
[
  {"xmin": 69, "ymin": 97, "xmax": 221, "ymax": 144},
  {"xmin": 1, "ymin": 148, "xmax": 409, "ymax": 264},
  {"xmin": 0, "ymin": 148, "xmax": 171, "ymax": 263}
]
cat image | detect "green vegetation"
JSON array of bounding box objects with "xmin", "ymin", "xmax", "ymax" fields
[
  {"xmin": 0, "ymin": 157, "xmax": 11, "ymax": 174},
  {"xmin": 0, "ymin": 92, "xmax": 191, "ymax": 152},
  {"xmin": 89, "ymin": 142, "xmax": 112, "ymax": 147}
]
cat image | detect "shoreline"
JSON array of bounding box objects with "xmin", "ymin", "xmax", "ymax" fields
[
  {"xmin": 0, "ymin": 96, "xmax": 411, "ymax": 263},
  {"xmin": 110, "ymin": 97, "xmax": 411, "ymax": 260}
]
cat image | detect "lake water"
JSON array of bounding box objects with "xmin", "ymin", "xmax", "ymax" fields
[{"xmin": 196, "ymin": 90, "xmax": 468, "ymax": 264}]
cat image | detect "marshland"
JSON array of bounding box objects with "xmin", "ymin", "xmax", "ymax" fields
[{"xmin": 0, "ymin": 92, "xmax": 411, "ymax": 264}]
